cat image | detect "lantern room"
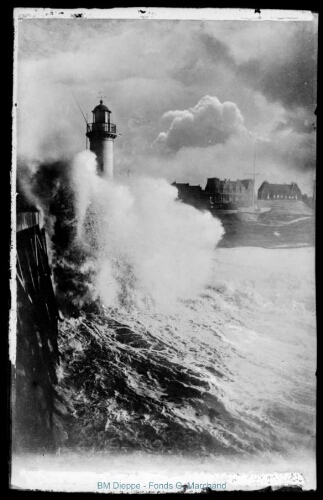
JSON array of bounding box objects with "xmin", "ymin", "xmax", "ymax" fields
[
  {"xmin": 86, "ymin": 100, "xmax": 117, "ymax": 139},
  {"xmin": 92, "ymin": 100, "xmax": 111, "ymax": 124}
]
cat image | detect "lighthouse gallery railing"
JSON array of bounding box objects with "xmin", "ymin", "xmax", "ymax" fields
[{"xmin": 87, "ymin": 123, "xmax": 117, "ymax": 134}]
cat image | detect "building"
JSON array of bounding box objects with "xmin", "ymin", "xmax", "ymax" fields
[
  {"xmin": 172, "ymin": 177, "xmax": 255, "ymax": 210},
  {"xmin": 204, "ymin": 178, "xmax": 254, "ymax": 207},
  {"xmin": 258, "ymin": 181, "xmax": 302, "ymax": 200},
  {"xmin": 172, "ymin": 182, "xmax": 206, "ymax": 209},
  {"xmin": 86, "ymin": 100, "xmax": 117, "ymax": 178}
]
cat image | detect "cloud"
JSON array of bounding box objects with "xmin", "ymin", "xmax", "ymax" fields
[
  {"xmin": 200, "ymin": 21, "xmax": 317, "ymax": 112},
  {"xmin": 156, "ymin": 95, "xmax": 246, "ymax": 151},
  {"xmin": 237, "ymin": 47, "xmax": 317, "ymax": 112},
  {"xmin": 15, "ymin": 16, "xmax": 317, "ymax": 193},
  {"xmin": 274, "ymin": 106, "xmax": 316, "ymax": 135},
  {"xmin": 16, "ymin": 19, "xmax": 191, "ymax": 163}
]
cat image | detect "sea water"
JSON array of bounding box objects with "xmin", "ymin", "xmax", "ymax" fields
[{"xmin": 12, "ymin": 153, "xmax": 316, "ymax": 491}]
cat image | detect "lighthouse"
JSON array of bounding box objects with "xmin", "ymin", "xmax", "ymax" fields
[{"xmin": 86, "ymin": 100, "xmax": 117, "ymax": 178}]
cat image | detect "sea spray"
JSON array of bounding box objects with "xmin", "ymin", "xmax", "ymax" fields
[
  {"xmin": 70, "ymin": 150, "xmax": 225, "ymax": 311},
  {"xmin": 15, "ymin": 153, "xmax": 315, "ymax": 464}
]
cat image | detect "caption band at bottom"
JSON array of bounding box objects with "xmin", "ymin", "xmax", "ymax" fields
[{"xmin": 97, "ymin": 481, "xmax": 227, "ymax": 492}]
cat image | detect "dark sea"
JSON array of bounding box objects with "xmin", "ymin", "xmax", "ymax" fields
[{"xmin": 12, "ymin": 156, "xmax": 316, "ymax": 491}]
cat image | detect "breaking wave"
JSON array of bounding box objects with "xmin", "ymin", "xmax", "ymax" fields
[{"xmin": 19, "ymin": 151, "xmax": 316, "ymax": 461}]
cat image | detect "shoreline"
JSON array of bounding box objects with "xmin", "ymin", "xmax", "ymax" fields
[{"xmin": 217, "ymin": 243, "xmax": 314, "ymax": 250}]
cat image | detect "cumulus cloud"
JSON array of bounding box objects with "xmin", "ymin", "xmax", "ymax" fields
[{"xmin": 156, "ymin": 96, "xmax": 246, "ymax": 151}]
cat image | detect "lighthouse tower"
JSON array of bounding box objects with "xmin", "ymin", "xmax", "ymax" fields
[{"xmin": 86, "ymin": 100, "xmax": 117, "ymax": 178}]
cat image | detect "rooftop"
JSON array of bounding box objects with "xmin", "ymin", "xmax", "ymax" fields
[{"xmin": 92, "ymin": 100, "xmax": 111, "ymax": 113}]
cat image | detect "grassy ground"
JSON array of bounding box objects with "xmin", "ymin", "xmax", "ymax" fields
[{"xmin": 215, "ymin": 201, "xmax": 315, "ymax": 248}]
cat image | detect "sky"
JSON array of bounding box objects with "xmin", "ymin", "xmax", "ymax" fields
[{"xmin": 15, "ymin": 10, "xmax": 318, "ymax": 194}]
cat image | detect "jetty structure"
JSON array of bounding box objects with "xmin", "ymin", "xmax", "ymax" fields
[
  {"xmin": 13, "ymin": 189, "xmax": 60, "ymax": 451},
  {"xmin": 86, "ymin": 100, "xmax": 117, "ymax": 178}
]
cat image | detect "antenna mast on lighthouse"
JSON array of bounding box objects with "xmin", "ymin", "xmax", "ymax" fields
[{"xmin": 71, "ymin": 90, "xmax": 89, "ymax": 150}]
